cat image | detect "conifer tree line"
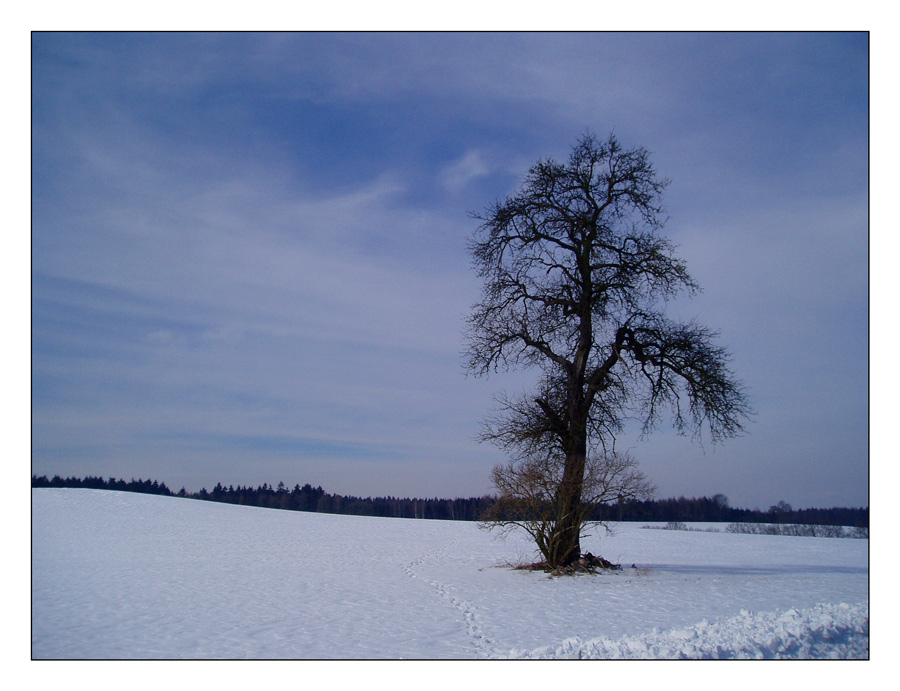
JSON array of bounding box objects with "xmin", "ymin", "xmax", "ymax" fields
[
  {"xmin": 30, "ymin": 475, "xmax": 492, "ymax": 521},
  {"xmin": 31, "ymin": 474, "xmax": 867, "ymax": 528},
  {"xmin": 591, "ymin": 495, "xmax": 868, "ymax": 529}
]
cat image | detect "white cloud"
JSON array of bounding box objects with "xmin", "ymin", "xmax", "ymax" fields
[{"xmin": 439, "ymin": 150, "xmax": 490, "ymax": 193}]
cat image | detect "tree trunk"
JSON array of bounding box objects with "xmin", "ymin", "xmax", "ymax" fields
[{"xmin": 549, "ymin": 436, "xmax": 588, "ymax": 568}]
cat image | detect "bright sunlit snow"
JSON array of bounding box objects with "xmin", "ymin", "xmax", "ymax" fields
[{"xmin": 31, "ymin": 489, "xmax": 868, "ymax": 659}]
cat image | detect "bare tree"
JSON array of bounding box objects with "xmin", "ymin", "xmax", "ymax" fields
[{"xmin": 465, "ymin": 133, "xmax": 751, "ymax": 569}]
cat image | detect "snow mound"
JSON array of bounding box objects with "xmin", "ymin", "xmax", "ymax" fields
[{"xmin": 509, "ymin": 601, "xmax": 869, "ymax": 659}]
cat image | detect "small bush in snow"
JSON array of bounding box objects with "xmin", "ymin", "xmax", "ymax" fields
[
  {"xmin": 641, "ymin": 523, "xmax": 720, "ymax": 533},
  {"xmin": 724, "ymin": 523, "xmax": 866, "ymax": 539}
]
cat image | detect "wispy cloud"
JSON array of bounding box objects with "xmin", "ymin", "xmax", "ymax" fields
[{"xmin": 439, "ymin": 150, "xmax": 491, "ymax": 194}]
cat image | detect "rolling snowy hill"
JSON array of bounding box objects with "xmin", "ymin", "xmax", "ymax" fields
[{"xmin": 31, "ymin": 489, "xmax": 868, "ymax": 659}]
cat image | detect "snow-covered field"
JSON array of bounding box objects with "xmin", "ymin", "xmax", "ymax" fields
[{"xmin": 31, "ymin": 488, "xmax": 868, "ymax": 660}]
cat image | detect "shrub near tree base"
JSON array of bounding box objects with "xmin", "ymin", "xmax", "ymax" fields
[{"xmin": 481, "ymin": 450, "xmax": 654, "ymax": 569}]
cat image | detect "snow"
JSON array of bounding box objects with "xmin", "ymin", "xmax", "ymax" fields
[
  {"xmin": 31, "ymin": 489, "xmax": 868, "ymax": 660},
  {"xmin": 511, "ymin": 602, "xmax": 868, "ymax": 659}
]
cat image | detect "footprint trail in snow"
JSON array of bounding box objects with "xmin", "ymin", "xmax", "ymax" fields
[{"xmin": 402, "ymin": 531, "xmax": 500, "ymax": 658}]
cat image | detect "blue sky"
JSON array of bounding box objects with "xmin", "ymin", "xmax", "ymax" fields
[{"xmin": 31, "ymin": 32, "xmax": 868, "ymax": 509}]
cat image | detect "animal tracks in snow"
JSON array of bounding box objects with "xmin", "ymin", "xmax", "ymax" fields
[{"xmin": 403, "ymin": 531, "xmax": 499, "ymax": 658}]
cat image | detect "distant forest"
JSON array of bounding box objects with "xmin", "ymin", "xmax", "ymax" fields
[{"xmin": 31, "ymin": 474, "xmax": 868, "ymax": 528}]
